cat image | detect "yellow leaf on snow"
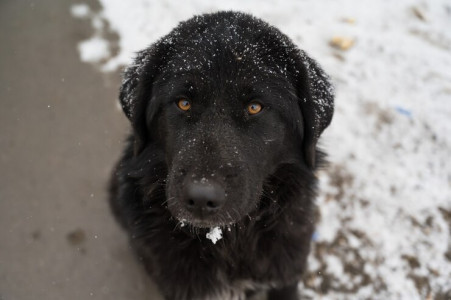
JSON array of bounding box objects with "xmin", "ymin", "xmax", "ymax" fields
[{"xmin": 330, "ymin": 36, "xmax": 355, "ymax": 51}]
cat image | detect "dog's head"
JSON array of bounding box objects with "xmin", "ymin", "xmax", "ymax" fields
[{"xmin": 120, "ymin": 12, "xmax": 334, "ymax": 228}]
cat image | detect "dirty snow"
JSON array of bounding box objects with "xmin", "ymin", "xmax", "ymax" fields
[
  {"xmin": 206, "ymin": 226, "xmax": 223, "ymax": 244},
  {"xmin": 73, "ymin": 0, "xmax": 451, "ymax": 299}
]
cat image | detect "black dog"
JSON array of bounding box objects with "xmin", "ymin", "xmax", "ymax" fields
[{"xmin": 110, "ymin": 11, "xmax": 334, "ymax": 300}]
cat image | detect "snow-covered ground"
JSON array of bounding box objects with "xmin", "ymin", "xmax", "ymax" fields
[{"xmin": 72, "ymin": 0, "xmax": 451, "ymax": 298}]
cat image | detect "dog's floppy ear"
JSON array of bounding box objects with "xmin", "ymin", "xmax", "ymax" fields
[
  {"xmin": 119, "ymin": 42, "xmax": 169, "ymax": 156},
  {"xmin": 294, "ymin": 50, "xmax": 334, "ymax": 168}
]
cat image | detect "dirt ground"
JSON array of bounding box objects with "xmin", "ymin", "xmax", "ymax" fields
[{"xmin": 0, "ymin": 0, "xmax": 164, "ymax": 299}]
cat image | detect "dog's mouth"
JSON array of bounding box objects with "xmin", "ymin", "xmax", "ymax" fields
[
  {"xmin": 174, "ymin": 210, "xmax": 238, "ymax": 229},
  {"xmin": 167, "ymin": 193, "xmax": 256, "ymax": 230}
]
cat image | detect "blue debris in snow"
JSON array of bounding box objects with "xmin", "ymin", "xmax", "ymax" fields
[
  {"xmin": 395, "ymin": 106, "xmax": 412, "ymax": 118},
  {"xmin": 311, "ymin": 231, "xmax": 319, "ymax": 241}
]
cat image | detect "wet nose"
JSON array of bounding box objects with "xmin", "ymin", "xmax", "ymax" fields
[{"xmin": 184, "ymin": 181, "xmax": 225, "ymax": 217}]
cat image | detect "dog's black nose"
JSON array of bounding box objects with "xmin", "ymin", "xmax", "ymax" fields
[{"xmin": 184, "ymin": 181, "xmax": 225, "ymax": 216}]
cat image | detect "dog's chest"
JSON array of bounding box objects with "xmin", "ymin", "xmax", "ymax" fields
[
  {"xmin": 232, "ymin": 278, "xmax": 278, "ymax": 291},
  {"xmin": 206, "ymin": 278, "xmax": 276, "ymax": 300}
]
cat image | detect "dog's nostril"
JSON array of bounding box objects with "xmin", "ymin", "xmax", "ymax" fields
[
  {"xmin": 206, "ymin": 201, "xmax": 215, "ymax": 208},
  {"xmin": 188, "ymin": 199, "xmax": 195, "ymax": 207}
]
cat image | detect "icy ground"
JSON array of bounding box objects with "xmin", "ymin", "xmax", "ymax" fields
[{"xmin": 72, "ymin": 0, "xmax": 451, "ymax": 299}]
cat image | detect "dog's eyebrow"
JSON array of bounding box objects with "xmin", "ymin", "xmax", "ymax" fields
[
  {"xmin": 157, "ymin": 64, "xmax": 296, "ymax": 101},
  {"xmin": 160, "ymin": 57, "xmax": 206, "ymax": 77},
  {"xmin": 158, "ymin": 68, "xmax": 208, "ymax": 85},
  {"xmin": 153, "ymin": 76, "xmax": 199, "ymax": 103},
  {"xmin": 177, "ymin": 71, "xmax": 208, "ymax": 81}
]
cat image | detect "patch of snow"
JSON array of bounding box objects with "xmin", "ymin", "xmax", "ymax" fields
[
  {"xmin": 70, "ymin": 4, "xmax": 90, "ymax": 18},
  {"xmin": 326, "ymin": 254, "xmax": 344, "ymax": 277},
  {"xmin": 206, "ymin": 226, "xmax": 223, "ymax": 244},
  {"xmin": 78, "ymin": 36, "xmax": 110, "ymax": 63}
]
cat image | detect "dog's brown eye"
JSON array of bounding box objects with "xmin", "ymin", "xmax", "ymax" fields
[
  {"xmin": 247, "ymin": 102, "xmax": 262, "ymax": 115},
  {"xmin": 177, "ymin": 99, "xmax": 191, "ymax": 111}
]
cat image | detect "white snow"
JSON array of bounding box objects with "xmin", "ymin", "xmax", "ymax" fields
[
  {"xmin": 73, "ymin": 1, "xmax": 451, "ymax": 298},
  {"xmin": 77, "ymin": 36, "xmax": 110, "ymax": 63},
  {"xmin": 326, "ymin": 255, "xmax": 344, "ymax": 277},
  {"xmin": 70, "ymin": 4, "xmax": 90, "ymax": 18},
  {"xmin": 206, "ymin": 226, "xmax": 223, "ymax": 244}
]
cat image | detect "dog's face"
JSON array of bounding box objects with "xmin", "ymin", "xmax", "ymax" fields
[
  {"xmin": 120, "ymin": 12, "xmax": 334, "ymax": 228},
  {"xmin": 153, "ymin": 53, "xmax": 304, "ymax": 227}
]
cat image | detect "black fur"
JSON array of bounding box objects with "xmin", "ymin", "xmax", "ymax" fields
[{"xmin": 110, "ymin": 11, "xmax": 334, "ymax": 300}]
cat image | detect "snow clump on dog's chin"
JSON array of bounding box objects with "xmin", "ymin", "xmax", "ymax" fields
[{"xmin": 206, "ymin": 226, "xmax": 223, "ymax": 244}]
